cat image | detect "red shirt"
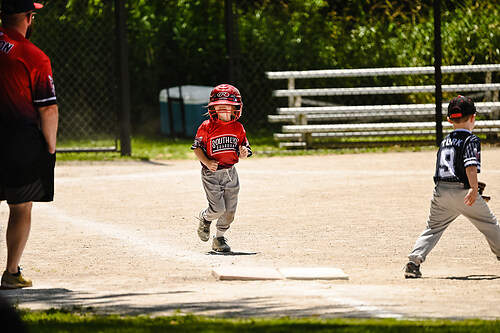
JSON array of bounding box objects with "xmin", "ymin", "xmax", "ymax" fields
[
  {"xmin": 0, "ymin": 28, "xmax": 57, "ymax": 173},
  {"xmin": 0, "ymin": 27, "xmax": 57, "ymax": 126},
  {"xmin": 191, "ymin": 120, "xmax": 252, "ymax": 169}
]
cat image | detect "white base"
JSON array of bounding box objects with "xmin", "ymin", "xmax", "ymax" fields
[
  {"xmin": 212, "ymin": 266, "xmax": 349, "ymax": 281},
  {"xmin": 279, "ymin": 267, "xmax": 349, "ymax": 280},
  {"xmin": 212, "ymin": 266, "xmax": 285, "ymax": 281}
]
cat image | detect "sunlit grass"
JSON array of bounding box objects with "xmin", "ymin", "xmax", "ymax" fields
[
  {"xmin": 54, "ymin": 133, "xmax": 498, "ymax": 161},
  {"xmin": 18, "ymin": 309, "xmax": 500, "ymax": 333}
]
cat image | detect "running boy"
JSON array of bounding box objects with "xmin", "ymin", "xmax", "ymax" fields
[
  {"xmin": 191, "ymin": 84, "xmax": 252, "ymax": 252},
  {"xmin": 404, "ymin": 95, "xmax": 500, "ymax": 278}
]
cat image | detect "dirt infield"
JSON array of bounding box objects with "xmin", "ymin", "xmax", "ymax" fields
[{"xmin": 1, "ymin": 149, "xmax": 500, "ymax": 319}]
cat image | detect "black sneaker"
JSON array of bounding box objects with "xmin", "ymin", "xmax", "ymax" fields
[
  {"xmin": 197, "ymin": 211, "xmax": 211, "ymax": 242},
  {"xmin": 212, "ymin": 236, "xmax": 231, "ymax": 252},
  {"xmin": 404, "ymin": 261, "xmax": 422, "ymax": 279}
]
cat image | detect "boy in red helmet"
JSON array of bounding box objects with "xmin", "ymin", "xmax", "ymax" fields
[{"xmin": 191, "ymin": 84, "xmax": 252, "ymax": 252}]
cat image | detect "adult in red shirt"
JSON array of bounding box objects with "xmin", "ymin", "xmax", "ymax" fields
[{"xmin": 0, "ymin": 0, "xmax": 58, "ymax": 289}]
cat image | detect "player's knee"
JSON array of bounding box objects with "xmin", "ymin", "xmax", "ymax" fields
[
  {"xmin": 224, "ymin": 211, "xmax": 236, "ymax": 221},
  {"xmin": 211, "ymin": 203, "xmax": 226, "ymax": 216}
]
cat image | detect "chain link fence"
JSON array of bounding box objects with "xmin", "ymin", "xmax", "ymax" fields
[
  {"xmin": 7, "ymin": 0, "xmax": 498, "ymax": 149},
  {"xmin": 31, "ymin": 0, "xmax": 119, "ymax": 150}
]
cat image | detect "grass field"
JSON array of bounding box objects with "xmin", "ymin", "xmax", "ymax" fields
[
  {"xmin": 56, "ymin": 135, "xmax": 438, "ymax": 161},
  {"xmin": 16, "ymin": 310, "xmax": 500, "ymax": 332}
]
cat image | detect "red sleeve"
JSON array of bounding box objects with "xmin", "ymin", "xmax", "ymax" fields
[
  {"xmin": 191, "ymin": 121, "xmax": 208, "ymax": 150},
  {"xmin": 239, "ymin": 124, "xmax": 252, "ymax": 157},
  {"xmin": 32, "ymin": 57, "xmax": 57, "ymax": 107}
]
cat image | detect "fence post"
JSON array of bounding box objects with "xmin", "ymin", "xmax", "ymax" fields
[
  {"xmin": 115, "ymin": 0, "xmax": 132, "ymax": 156},
  {"xmin": 433, "ymin": 0, "xmax": 443, "ymax": 146},
  {"xmin": 485, "ymin": 71, "xmax": 492, "ymax": 102},
  {"xmin": 288, "ymin": 78, "xmax": 295, "ymax": 107},
  {"xmin": 486, "ymin": 71, "xmax": 500, "ymax": 120},
  {"xmin": 225, "ymin": 0, "xmax": 238, "ymax": 84}
]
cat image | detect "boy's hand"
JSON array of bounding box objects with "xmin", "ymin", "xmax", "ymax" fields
[
  {"xmin": 239, "ymin": 146, "xmax": 249, "ymax": 159},
  {"xmin": 464, "ymin": 188, "xmax": 478, "ymax": 206},
  {"xmin": 204, "ymin": 159, "xmax": 219, "ymax": 172}
]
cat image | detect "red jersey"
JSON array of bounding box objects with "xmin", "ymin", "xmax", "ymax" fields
[
  {"xmin": 191, "ymin": 120, "xmax": 252, "ymax": 169},
  {"xmin": 0, "ymin": 28, "xmax": 57, "ymax": 125},
  {"xmin": 0, "ymin": 27, "xmax": 57, "ymax": 173}
]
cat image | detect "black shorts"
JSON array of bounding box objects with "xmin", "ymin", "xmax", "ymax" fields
[
  {"xmin": 0, "ymin": 152, "xmax": 55, "ymax": 205},
  {"xmin": 0, "ymin": 178, "xmax": 47, "ymax": 205}
]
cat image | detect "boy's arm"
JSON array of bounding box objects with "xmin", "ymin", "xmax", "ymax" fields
[
  {"xmin": 238, "ymin": 129, "xmax": 252, "ymax": 159},
  {"xmin": 239, "ymin": 145, "xmax": 249, "ymax": 159},
  {"xmin": 194, "ymin": 147, "xmax": 218, "ymax": 172},
  {"xmin": 464, "ymin": 166, "xmax": 479, "ymax": 206}
]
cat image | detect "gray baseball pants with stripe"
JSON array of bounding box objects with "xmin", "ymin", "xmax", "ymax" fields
[
  {"xmin": 201, "ymin": 166, "xmax": 239, "ymax": 232},
  {"xmin": 408, "ymin": 182, "xmax": 500, "ymax": 264}
]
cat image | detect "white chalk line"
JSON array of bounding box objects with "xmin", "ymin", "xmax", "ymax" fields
[
  {"xmin": 324, "ymin": 295, "xmax": 403, "ymax": 318},
  {"xmin": 38, "ymin": 206, "xmax": 403, "ymax": 318},
  {"xmin": 39, "ymin": 205, "xmax": 205, "ymax": 265}
]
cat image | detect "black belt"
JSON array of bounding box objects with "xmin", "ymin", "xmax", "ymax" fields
[{"xmin": 435, "ymin": 181, "xmax": 468, "ymax": 188}]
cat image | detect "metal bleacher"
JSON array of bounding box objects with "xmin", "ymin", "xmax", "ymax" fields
[{"xmin": 266, "ymin": 64, "xmax": 500, "ymax": 148}]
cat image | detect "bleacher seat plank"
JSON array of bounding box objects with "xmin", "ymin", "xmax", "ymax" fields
[
  {"xmin": 282, "ymin": 120, "xmax": 500, "ymax": 133},
  {"xmin": 274, "ymin": 84, "xmax": 500, "ymax": 98},
  {"xmin": 277, "ymin": 102, "xmax": 500, "ymax": 114},
  {"xmin": 267, "ymin": 65, "xmax": 500, "ymax": 148},
  {"xmin": 266, "ymin": 64, "xmax": 500, "ymax": 80}
]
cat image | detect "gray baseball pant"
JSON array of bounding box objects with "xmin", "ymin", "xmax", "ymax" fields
[
  {"xmin": 201, "ymin": 166, "xmax": 239, "ymax": 232},
  {"xmin": 408, "ymin": 182, "xmax": 500, "ymax": 264}
]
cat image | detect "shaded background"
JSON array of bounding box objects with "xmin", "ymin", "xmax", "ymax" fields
[{"xmin": 15, "ymin": 0, "xmax": 500, "ymax": 145}]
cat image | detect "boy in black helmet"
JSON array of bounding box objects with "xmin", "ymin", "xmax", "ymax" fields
[{"xmin": 404, "ymin": 95, "xmax": 500, "ymax": 278}]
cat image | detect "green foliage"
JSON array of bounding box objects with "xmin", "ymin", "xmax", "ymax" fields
[
  {"xmin": 441, "ymin": 1, "xmax": 500, "ymax": 64},
  {"xmin": 11, "ymin": 0, "xmax": 499, "ymax": 136},
  {"xmin": 54, "ymin": 134, "xmax": 443, "ymax": 161},
  {"xmin": 56, "ymin": 136, "xmax": 197, "ymax": 161}
]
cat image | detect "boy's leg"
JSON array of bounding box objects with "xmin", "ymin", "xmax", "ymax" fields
[
  {"xmin": 215, "ymin": 167, "xmax": 240, "ymax": 234},
  {"xmin": 459, "ymin": 196, "xmax": 500, "ymax": 258},
  {"xmin": 201, "ymin": 169, "xmax": 226, "ymax": 221},
  {"xmin": 408, "ymin": 186, "xmax": 459, "ymax": 265}
]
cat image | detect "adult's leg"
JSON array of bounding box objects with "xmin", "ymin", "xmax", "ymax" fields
[{"xmin": 6, "ymin": 202, "xmax": 32, "ymax": 274}]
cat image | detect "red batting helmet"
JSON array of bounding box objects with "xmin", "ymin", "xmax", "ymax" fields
[{"xmin": 207, "ymin": 84, "xmax": 242, "ymax": 123}]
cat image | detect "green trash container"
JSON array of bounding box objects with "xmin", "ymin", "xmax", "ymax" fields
[{"xmin": 159, "ymin": 85, "xmax": 213, "ymax": 137}]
